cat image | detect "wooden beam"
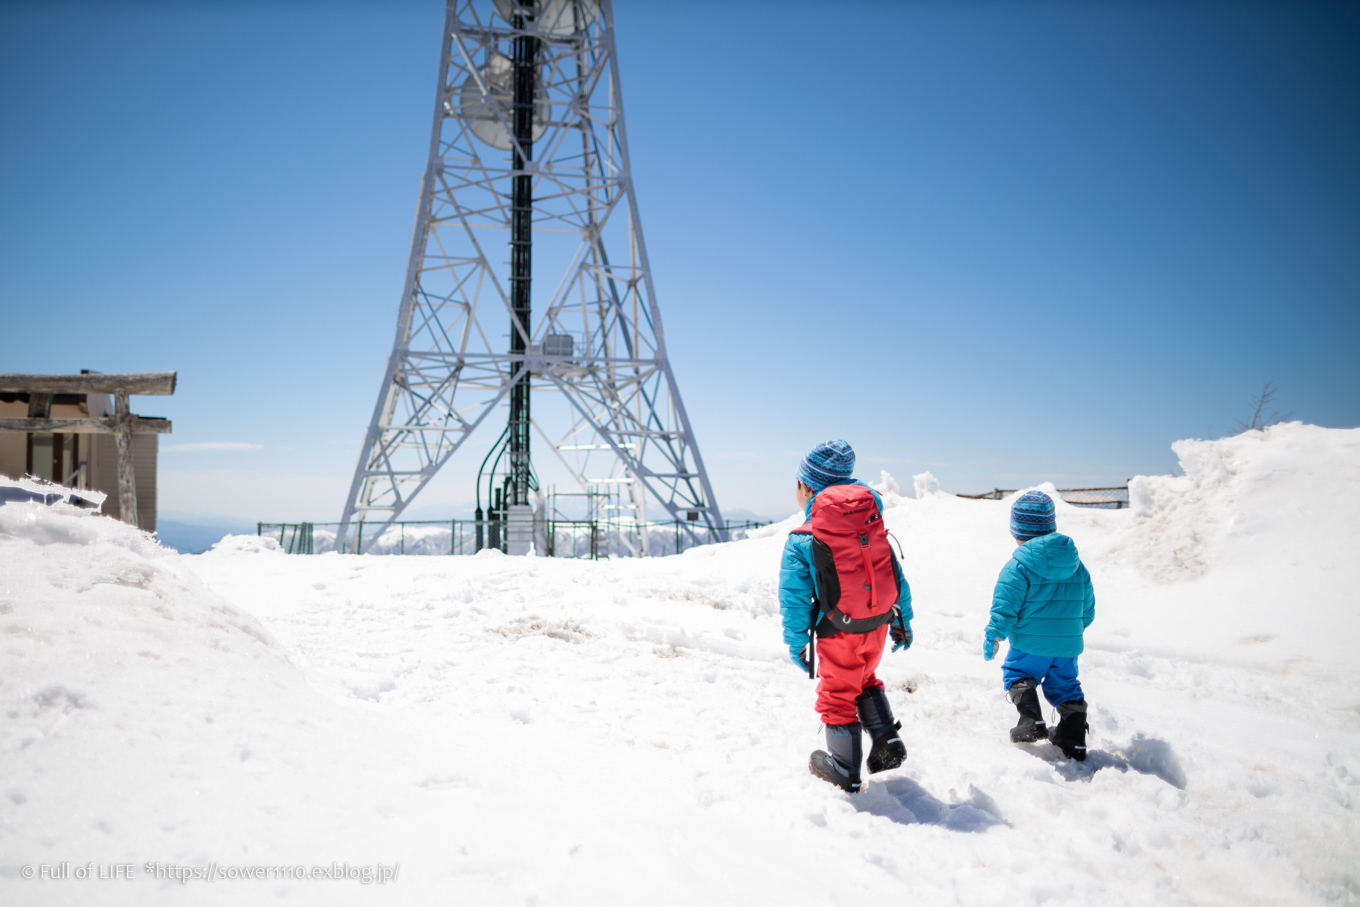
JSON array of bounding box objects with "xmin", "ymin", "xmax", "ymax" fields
[
  {"xmin": 0, "ymin": 372, "xmax": 177, "ymax": 395},
  {"xmin": 114, "ymin": 390, "xmax": 139, "ymax": 528},
  {"xmin": 0, "ymin": 417, "xmax": 172, "ymax": 434}
]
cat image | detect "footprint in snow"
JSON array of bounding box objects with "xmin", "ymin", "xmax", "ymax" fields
[
  {"xmin": 852, "ymin": 778, "xmax": 1007, "ymax": 832},
  {"xmin": 1015, "ymin": 734, "xmax": 1187, "ymax": 789}
]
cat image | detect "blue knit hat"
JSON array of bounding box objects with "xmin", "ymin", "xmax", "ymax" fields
[
  {"xmin": 1010, "ymin": 491, "xmax": 1057, "ymax": 540},
  {"xmin": 797, "ymin": 440, "xmax": 855, "ymax": 493}
]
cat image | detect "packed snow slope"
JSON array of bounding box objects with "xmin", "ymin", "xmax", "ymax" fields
[{"xmin": 2, "ymin": 423, "xmax": 1358, "ymax": 906}]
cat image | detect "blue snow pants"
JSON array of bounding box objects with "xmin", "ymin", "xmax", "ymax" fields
[{"xmin": 1001, "ymin": 647, "xmax": 1084, "ymax": 706}]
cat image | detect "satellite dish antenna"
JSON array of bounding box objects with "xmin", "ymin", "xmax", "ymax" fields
[
  {"xmin": 456, "ymin": 52, "xmax": 549, "ymax": 151},
  {"xmin": 492, "ymin": 0, "xmax": 598, "ymax": 37}
]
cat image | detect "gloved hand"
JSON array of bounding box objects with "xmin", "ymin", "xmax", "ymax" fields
[
  {"xmin": 890, "ymin": 619, "xmax": 913, "ymax": 652},
  {"xmin": 983, "ymin": 634, "xmax": 1000, "ymax": 661},
  {"xmin": 790, "ymin": 645, "xmax": 810, "ymax": 673}
]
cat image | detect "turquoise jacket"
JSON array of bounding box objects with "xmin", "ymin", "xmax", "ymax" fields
[
  {"xmin": 986, "ymin": 533, "xmax": 1094, "ymax": 657},
  {"xmin": 778, "ymin": 480, "xmax": 911, "ymax": 651}
]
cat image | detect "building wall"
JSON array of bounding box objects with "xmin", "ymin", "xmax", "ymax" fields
[
  {"xmin": 0, "ymin": 399, "xmax": 25, "ymax": 478},
  {"xmin": 0, "ymin": 393, "xmax": 158, "ymax": 533},
  {"xmin": 96, "ymin": 434, "xmax": 158, "ymax": 532},
  {"xmin": 0, "ymin": 398, "xmax": 93, "ymax": 486}
]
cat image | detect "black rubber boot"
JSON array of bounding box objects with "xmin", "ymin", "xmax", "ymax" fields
[
  {"xmin": 809, "ymin": 722, "xmax": 864, "ymax": 793},
  {"xmin": 1006, "ymin": 678, "xmax": 1048, "ymax": 743},
  {"xmin": 856, "ymin": 688, "xmax": 907, "ymax": 774},
  {"xmin": 1050, "ymin": 699, "xmax": 1088, "ymax": 761}
]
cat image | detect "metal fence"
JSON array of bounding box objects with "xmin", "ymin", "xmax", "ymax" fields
[
  {"xmin": 955, "ymin": 486, "xmax": 1129, "ymax": 509},
  {"xmin": 256, "ymin": 518, "xmax": 772, "ymax": 558},
  {"xmin": 267, "ymin": 521, "xmax": 314, "ymax": 555}
]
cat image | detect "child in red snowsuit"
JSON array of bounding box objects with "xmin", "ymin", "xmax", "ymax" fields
[{"xmin": 779, "ymin": 440, "xmax": 913, "ymax": 793}]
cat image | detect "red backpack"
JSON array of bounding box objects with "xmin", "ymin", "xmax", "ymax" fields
[{"xmin": 791, "ymin": 484, "xmax": 902, "ymax": 636}]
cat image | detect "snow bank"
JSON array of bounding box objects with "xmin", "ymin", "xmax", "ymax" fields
[
  {"xmin": 2, "ymin": 423, "xmax": 1357, "ymax": 906},
  {"xmin": 1119, "ymin": 422, "xmax": 1359, "ymax": 583},
  {"xmin": 1092, "ymin": 423, "xmax": 1360, "ymax": 678},
  {"xmin": 0, "ymin": 506, "xmax": 443, "ymax": 905}
]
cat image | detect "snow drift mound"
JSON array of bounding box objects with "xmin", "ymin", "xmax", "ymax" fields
[
  {"xmin": 0, "ymin": 504, "xmax": 402, "ymax": 898},
  {"xmin": 1116, "ymin": 422, "xmax": 1360, "ymax": 583},
  {"xmin": 1087, "ymin": 422, "xmax": 1360, "ymax": 680},
  {"xmin": 0, "ymin": 502, "xmax": 295, "ymax": 713}
]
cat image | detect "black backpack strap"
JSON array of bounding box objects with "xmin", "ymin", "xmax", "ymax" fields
[{"xmin": 814, "ymin": 602, "xmax": 896, "ymax": 637}]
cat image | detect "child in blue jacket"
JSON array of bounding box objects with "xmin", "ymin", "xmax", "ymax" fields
[
  {"xmin": 779, "ymin": 440, "xmax": 913, "ymax": 792},
  {"xmin": 983, "ymin": 491, "xmax": 1095, "ymax": 761}
]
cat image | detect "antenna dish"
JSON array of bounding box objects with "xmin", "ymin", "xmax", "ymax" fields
[
  {"xmin": 456, "ymin": 52, "xmax": 549, "ymax": 151},
  {"xmin": 492, "ymin": 0, "xmax": 598, "ymax": 38}
]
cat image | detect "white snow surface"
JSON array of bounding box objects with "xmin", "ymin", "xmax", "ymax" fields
[{"xmin": 2, "ymin": 422, "xmax": 1358, "ymax": 905}]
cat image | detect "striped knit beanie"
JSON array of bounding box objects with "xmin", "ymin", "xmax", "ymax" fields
[
  {"xmin": 1010, "ymin": 491, "xmax": 1057, "ymax": 540},
  {"xmin": 797, "ymin": 440, "xmax": 855, "ymax": 493}
]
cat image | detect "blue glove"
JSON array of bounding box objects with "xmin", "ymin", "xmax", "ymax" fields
[
  {"xmin": 984, "ymin": 634, "xmax": 1000, "ymax": 661},
  {"xmin": 890, "ymin": 618, "xmax": 912, "ymax": 652},
  {"xmin": 790, "ymin": 646, "xmax": 810, "ymax": 673}
]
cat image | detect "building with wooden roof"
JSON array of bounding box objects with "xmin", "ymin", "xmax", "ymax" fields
[{"xmin": 0, "ymin": 371, "xmax": 174, "ymax": 531}]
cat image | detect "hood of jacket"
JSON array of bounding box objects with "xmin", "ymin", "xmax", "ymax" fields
[{"xmin": 1012, "ymin": 532, "xmax": 1081, "ymax": 581}]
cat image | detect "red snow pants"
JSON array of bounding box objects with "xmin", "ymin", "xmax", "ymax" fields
[{"xmin": 815, "ymin": 624, "xmax": 890, "ymax": 726}]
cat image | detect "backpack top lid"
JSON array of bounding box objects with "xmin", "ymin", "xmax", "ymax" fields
[{"xmin": 808, "ymin": 483, "xmax": 881, "ymax": 533}]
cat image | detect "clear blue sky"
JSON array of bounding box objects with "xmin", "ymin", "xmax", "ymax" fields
[{"xmin": 2, "ymin": 0, "xmax": 1357, "ymax": 523}]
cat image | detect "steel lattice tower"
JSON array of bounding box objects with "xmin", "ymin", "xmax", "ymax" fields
[{"xmin": 337, "ymin": 0, "xmax": 722, "ymax": 554}]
